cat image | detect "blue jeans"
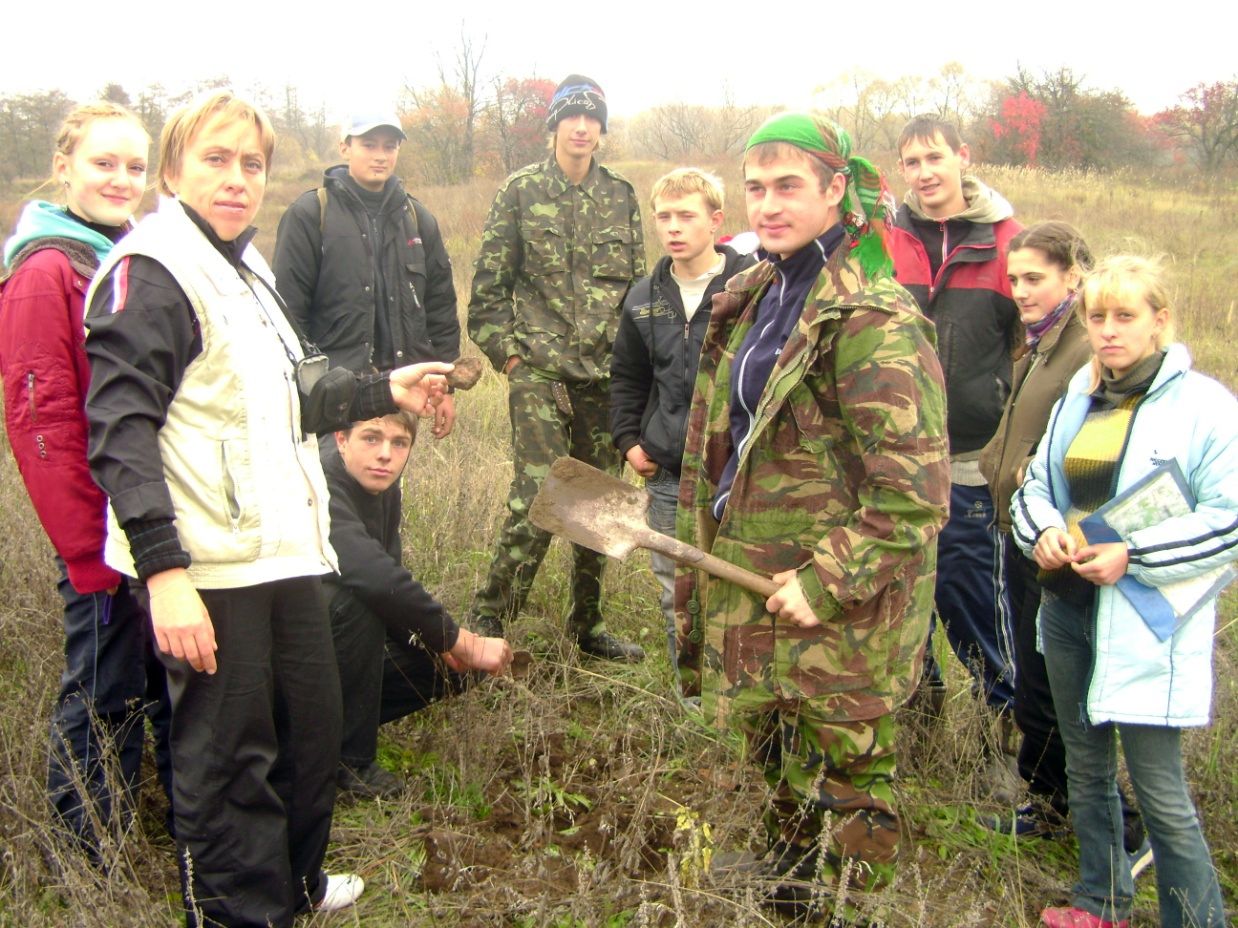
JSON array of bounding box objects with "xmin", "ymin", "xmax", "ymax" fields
[
  {"xmin": 645, "ymin": 467, "xmax": 679, "ymax": 666},
  {"xmin": 49, "ymin": 562, "xmax": 171, "ymax": 855},
  {"xmin": 1040, "ymin": 591, "xmax": 1227, "ymax": 928}
]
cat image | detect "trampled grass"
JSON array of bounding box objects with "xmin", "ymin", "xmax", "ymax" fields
[{"xmin": 1, "ymin": 159, "xmax": 1234, "ymax": 926}]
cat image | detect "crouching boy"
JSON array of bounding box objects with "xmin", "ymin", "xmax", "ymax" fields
[
  {"xmin": 324, "ymin": 412, "xmax": 512, "ymax": 799},
  {"xmin": 609, "ymin": 168, "xmax": 751, "ymax": 666}
]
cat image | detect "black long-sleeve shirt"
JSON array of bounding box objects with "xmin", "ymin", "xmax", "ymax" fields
[{"xmin": 319, "ymin": 448, "xmax": 459, "ymax": 653}]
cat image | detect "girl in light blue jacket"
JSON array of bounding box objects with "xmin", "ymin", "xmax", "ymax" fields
[{"xmin": 1013, "ymin": 255, "xmax": 1236, "ymax": 928}]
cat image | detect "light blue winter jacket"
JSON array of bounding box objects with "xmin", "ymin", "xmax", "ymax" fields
[{"xmin": 1011, "ymin": 343, "xmax": 1238, "ymax": 726}]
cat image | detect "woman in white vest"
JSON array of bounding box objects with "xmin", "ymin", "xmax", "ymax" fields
[{"xmin": 83, "ymin": 91, "xmax": 449, "ymax": 928}]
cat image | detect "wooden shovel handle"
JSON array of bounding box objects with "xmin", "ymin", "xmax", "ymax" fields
[{"xmin": 645, "ymin": 533, "xmax": 781, "ymax": 598}]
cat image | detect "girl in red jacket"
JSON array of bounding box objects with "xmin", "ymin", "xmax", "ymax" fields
[{"xmin": 0, "ymin": 101, "xmax": 170, "ymax": 861}]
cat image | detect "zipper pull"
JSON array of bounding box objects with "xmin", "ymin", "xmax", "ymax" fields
[{"xmin": 27, "ymin": 371, "xmax": 36, "ymax": 421}]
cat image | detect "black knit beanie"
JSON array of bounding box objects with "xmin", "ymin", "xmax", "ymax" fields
[{"xmin": 546, "ymin": 74, "xmax": 608, "ymax": 133}]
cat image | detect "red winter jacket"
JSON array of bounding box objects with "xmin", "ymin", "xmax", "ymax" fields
[
  {"xmin": 890, "ymin": 202, "xmax": 1022, "ymax": 455},
  {"xmin": 0, "ymin": 241, "xmax": 121, "ymax": 593}
]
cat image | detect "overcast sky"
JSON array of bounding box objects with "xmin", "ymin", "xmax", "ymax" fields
[{"xmin": 4, "ymin": 1, "xmax": 1233, "ymax": 120}]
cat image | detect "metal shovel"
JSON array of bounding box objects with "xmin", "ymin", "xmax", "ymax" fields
[{"xmin": 530, "ymin": 456, "xmax": 779, "ymax": 597}]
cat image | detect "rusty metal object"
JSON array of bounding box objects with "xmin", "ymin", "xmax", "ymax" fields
[
  {"xmin": 445, "ymin": 356, "xmax": 485, "ymax": 391},
  {"xmin": 530, "ymin": 456, "xmax": 778, "ymax": 597},
  {"xmin": 509, "ymin": 649, "xmax": 534, "ymax": 679}
]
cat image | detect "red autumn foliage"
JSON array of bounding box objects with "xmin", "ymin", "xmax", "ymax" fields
[{"xmin": 990, "ymin": 92, "xmax": 1047, "ymax": 164}]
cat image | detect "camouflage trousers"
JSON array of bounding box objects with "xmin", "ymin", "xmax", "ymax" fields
[
  {"xmin": 737, "ymin": 705, "xmax": 899, "ymax": 892},
  {"xmin": 470, "ymin": 366, "xmax": 619, "ymax": 637}
]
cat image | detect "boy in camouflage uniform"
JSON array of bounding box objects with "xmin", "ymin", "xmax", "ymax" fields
[
  {"xmin": 467, "ymin": 75, "xmax": 646, "ymax": 661},
  {"xmin": 679, "ymin": 113, "xmax": 950, "ymax": 915}
]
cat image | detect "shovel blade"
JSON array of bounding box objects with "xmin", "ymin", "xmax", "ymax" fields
[{"xmin": 529, "ymin": 457, "xmax": 651, "ymax": 560}]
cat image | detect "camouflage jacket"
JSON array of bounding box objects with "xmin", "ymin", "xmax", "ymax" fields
[
  {"xmin": 675, "ymin": 245, "xmax": 950, "ymax": 724},
  {"xmin": 467, "ymin": 157, "xmax": 645, "ymax": 383}
]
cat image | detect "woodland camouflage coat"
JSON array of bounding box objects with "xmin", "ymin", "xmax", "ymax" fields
[{"xmin": 675, "ymin": 245, "xmax": 951, "ymax": 725}]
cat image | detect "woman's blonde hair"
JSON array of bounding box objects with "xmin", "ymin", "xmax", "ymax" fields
[
  {"xmin": 158, "ymin": 91, "xmax": 276, "ymax": 196},
  {"xmin": 56, "ymin": 101, "xmax": 148, "ymax": 160},
  {"xmin": 39, "ymin": 101, "xmax": 148, "ymax": 195},
  {"xmin": 1077, "ymin": 255, "xmax": 1176, "ymax": 391}
]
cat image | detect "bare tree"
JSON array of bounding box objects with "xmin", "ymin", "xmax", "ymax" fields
[
  {"xmin": 0, "ymin": 90, "xmax": 74, "ymax": 182},
  {"xmin": 816, "ymin": 69, "xmax": 911, "ymax": 154},
  {"xmin": 629, "ymin": 97, "xmax": 760, "ymax": 160},
  {"xmin": 927, "ymin": 62, "xmax": 982, "ymax": 128},
  {"xmin": 401, "ymin": 26, "xmax": 488, "ymax": 184},
  {"xmin": 99, "ymin": 83, "xmax": 132, "ymax": 106},
  {"xmin": 445, "ymin": 27, "xmax": 486, "ymax": 181},
  {"xmin": 1157, "ymin": 80, "xmax": 1238, "ymax": 172},
  {"xmin": 711, "ymin": 91, "xmax": 763, "ymax": 155}
]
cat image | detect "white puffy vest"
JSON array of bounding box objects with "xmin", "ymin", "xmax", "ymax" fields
[{"xmin": 93, "ymin": 198, "xmax": 337, "ymax": 588}]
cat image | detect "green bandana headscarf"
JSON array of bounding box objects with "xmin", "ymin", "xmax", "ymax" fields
[{"xmin": 746, "ymin": 111, "xmax": 896, "ymax": 279}]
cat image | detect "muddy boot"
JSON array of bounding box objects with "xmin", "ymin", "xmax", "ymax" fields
[
  {"xmin": 337, "ymin": 761, "xmax": 404, "ymax": 801},
  {"xmin": 569, "ymin": 598, "xmax": 644, "ymax": 661},
  {"xmin": 469, "ymin": 613, "xmax": 505, "ymax": 639},
  {"xmin": 978, "ymin": 798, "xmax": 1069, "ymax": 839},
  {"xmin": 576, "ymin": 629, "xmax": 645, "ymax": 662},
  {"xmin": 760, "ymin": 842, "xmax": 831, "ymax": 921},
  {"xmin": 907, "ymin": 677, "xmax": 947, "ymax": 723},
  {"xmin": 982, "ymin": 712, "xmax": 1024, "ymax": 804}
]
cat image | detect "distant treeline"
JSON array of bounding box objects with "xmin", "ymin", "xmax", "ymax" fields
[
  {"xmin": 0, "ymin": 79, "xmax": 338, "ymax": 186},
  {"xmin": 2, "ymin": 63, "xmax": 1234, "ymax": 190}
]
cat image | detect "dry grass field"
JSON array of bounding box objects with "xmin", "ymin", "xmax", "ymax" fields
[{"xmin": 0, "ymin": 156, "xmax": 1234, "ymax": 927}]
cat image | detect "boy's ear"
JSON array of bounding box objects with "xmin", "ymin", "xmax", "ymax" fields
[
  {"xmin": 957, "ymin": 142, "xmax": 971, "ymax": 169},
  {"xmin": 339, "ymin": 138, "xmax": 352, "ymax": 158},
  {"xmin": 710, "ymin": 209, "xmax": 724, "ymax": 234},
  {"xmin": 826, "ymin": 170, "xmax": 846, "ymax": 208},
  {"xmin": 335, "ymin": 431, "xmax": 348, "ymax": 454}
]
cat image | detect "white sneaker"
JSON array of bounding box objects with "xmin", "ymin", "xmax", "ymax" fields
[{"xmin": 313, "ymin": 873, "xmax": 364, "ymax": 912}]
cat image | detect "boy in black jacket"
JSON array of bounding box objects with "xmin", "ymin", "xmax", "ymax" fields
[
  {"xmin": 323, "ymin": 412, "xmax": 511, "ymax": 799},
  {"xmin": 273, "ymin": 113, "xmax": 461, "ymax": 439},
  {"xmin": 609, "ymin": 168, "xmax": 751, "ymax": 665}
]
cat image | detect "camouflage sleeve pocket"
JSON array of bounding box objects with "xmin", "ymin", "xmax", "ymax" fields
[{"xmin": 591, "ymin": 227, "xmax": 636, "ymax": 281}]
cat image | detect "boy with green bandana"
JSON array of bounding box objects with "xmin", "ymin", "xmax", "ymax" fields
[{"xmin": 678, "ymin": 112, "xmax": 949, "ymax": 915}]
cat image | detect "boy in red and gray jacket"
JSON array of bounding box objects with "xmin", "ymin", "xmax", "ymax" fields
[{"xmin": 889, "ymin": 115, "xmax": 1022, "ymax": 791}]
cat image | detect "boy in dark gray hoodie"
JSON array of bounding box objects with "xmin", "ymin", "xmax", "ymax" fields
[{"xmin": 609, "ymin": 168, "xmax": 751, "ymax": 665}]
